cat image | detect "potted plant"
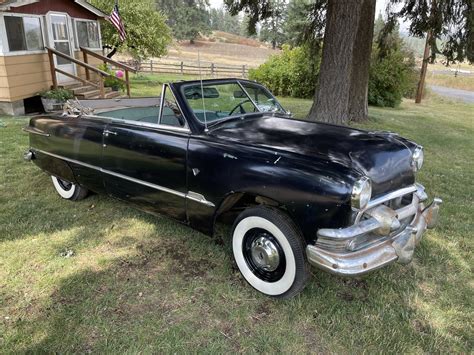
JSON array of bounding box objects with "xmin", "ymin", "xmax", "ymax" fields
[
  {"xmin": 99, "ymin": 64, "xmax": 125, "ymax": 92},
  {"xmin": 40, "ymin": 88, "xmax": 74, "ymax": 112}
]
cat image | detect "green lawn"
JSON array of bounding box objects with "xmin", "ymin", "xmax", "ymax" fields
[{"xmin": 0, "ymin": 84, "xmax": 473, "ymax": 352}]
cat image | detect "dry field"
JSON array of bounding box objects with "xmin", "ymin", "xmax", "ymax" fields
[
  {"xmin": 117, "ymin": 32, "xmax": 279, "ymax": 68},
  {"xmin": 163, "ymin": 40, "xmax": 279, "ymax": 67}
]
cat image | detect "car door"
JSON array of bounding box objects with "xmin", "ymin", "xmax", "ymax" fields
[
  {"xmin": 34, "ymin": 115, "xmax": 107, "ymax": 194},
  {"xmin": 101, "ymin": 86, "xmax": 190, "ymax": 221}
]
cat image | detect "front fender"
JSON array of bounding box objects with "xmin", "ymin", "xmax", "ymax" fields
[{"xmin": 187, "ymin": 137, "xmax": 359, "ymax": 242}]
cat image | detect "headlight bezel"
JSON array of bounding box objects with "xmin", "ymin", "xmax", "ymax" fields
[
  {"xmin": 351, "ymin": 176, "xmax": 372, "ymax": 210},
  {"xmin": 412, "ymin": 146, "xmax": 424, "ymax": 172}
]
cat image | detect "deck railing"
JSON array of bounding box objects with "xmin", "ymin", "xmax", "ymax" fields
[
  {"xmin": 46, "ymin": 47, "xmax": 137, "ymax": 98},
  {"xmin": 80, "ymin": 47, "xmax": 137, "ymax": 97}
]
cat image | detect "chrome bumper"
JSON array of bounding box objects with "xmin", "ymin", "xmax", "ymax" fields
[{"xmin": 306, "ymin": 185, "xmax": 442, "ymax": 276}]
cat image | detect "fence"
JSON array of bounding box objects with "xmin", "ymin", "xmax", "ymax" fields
[{"xmin": 122, "ymin": 59, "xmax": 254, "ymax": 78}]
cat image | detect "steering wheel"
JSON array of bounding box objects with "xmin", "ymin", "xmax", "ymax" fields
[{"xmin": 229, "ymin": 99, "xmax": 254, "ymax": 116}]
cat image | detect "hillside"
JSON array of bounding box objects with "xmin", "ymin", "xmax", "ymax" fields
[{"xmin": 160, "ymin": 31, "xmax": 279, "ymax": 67}]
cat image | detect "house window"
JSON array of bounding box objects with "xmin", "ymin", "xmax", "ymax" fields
[
  {"xmin": 75, "ymin": 20, "xmax": 100, "ymax": 48},
  {"xmin": 4, "ymin": 16, "xmax": 44, "ymax": 52}
]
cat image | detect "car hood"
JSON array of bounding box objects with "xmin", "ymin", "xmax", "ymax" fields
[{"xmin": 210, "ymin": 114, "xmax": 415, "ymax": 196}]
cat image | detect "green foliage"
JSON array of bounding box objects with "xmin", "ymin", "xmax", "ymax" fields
[
  {"xmin": 156, "ymin": 0, "xmax": 211, "ymax": 42},
  {"xmin": 209, "ymin": 7, "xmax": 241, "ymax": 35},
  {"xmin": 369, "ymin": 15, "xmax": 418, "ymax": 107},
  {"xmin": 40, "ymin": 88, "xmax": 74, "ymax": 101},
  {"xmin": 385, "ymin": 0, "xmax": 473, "ymax": 64},
  {"xmin": 250, "ymin": 34, "xmax": 417, "ymax": 107},
  {"xmin": 249, "ymin": 45, "xmax": 320, "ymax": 98},
  {"xmin": 91, "ymin": 0, "xmax": 171, "ymax": 59},
  {"xmin": 368, "ymin": 47, "xmax": 417, "ymax": 107},
  {"xmin": 259, "ymin": 0, "xmax": 287, "ymax": 49}
]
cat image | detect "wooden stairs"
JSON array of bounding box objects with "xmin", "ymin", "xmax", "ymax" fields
[
  {"xmin": 61, "ymin": 82, "xmax": 122, "ymax": 100},
  {"xmin": 47, "ymin": 47, "xmax": 137, "ymax": 100}
]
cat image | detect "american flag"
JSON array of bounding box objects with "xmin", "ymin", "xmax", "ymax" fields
[{"xmin": 109, "ymin": 2, "xmax": 126, "ymax": 42}]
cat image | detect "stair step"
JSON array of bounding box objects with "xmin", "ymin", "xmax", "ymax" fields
[
  {"xmin": 75, "ymin": 88, "xmax": 122, "ymax": 100},
  {"xmin": 75, "ymin": 89, "xmax": 101, "ymax": 99},
  {"xmin": 61, "ymin": 82, "xmax": 83, "ymax": 90},
  {"xmin": 71, "ymin": 85, "xmax": 96, "ymax": 94}
]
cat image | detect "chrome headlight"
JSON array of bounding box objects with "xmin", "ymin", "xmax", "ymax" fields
[
  {"xmin": 412, "ymin": 146, "xmax": 424, "ymax": 172},
  {"xmin": 351, "ymin": 177, "xmax": 372, "ymax": 210}
]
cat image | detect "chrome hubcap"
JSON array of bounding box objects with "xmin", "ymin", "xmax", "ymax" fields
[{"xmin": 250, "ymin": 236, "xmax": 280, "ymax": 272}]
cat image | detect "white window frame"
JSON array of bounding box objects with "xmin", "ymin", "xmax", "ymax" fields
[
  {"xmin": 73, "ymin": 18, "xmax": 102, "ymax": 50},
  {"xmin": 0, "ymin": 12, "xmax": 47, "ymax": 56}
]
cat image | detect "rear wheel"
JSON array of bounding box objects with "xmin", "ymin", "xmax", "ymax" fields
[
  {"xmin": 51, "ymin": 176, "xmax": 88, "ymax": 201},
  {"xmin": 231, "ymin": 206, "xmax": 310, "ymax": 299}
]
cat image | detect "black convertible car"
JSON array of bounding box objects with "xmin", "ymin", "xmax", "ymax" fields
[{"xmin": 24, "ymin": 78, "xmax": 442, "ymax": 299}]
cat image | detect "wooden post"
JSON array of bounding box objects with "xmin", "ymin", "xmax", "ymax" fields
[
  {"xmin": 83, "ymin": 51, "xmax": 90, "ymax": 81},
  {"xmin": 242, "ymin": 65, "xmax": 246, "ymax": 78},
  {"xmin": 180, "ymin": 61, "xmax": 184, "ymax": 75},
  {"xmin": 150, "ymin": 60, "xmax": 153, "ymax": 73},
  {"xmin": 211, "ymin": 63, "xmax": 215, "ymax": 77},
  {"xmin": 99, "ymin": 77, "xmax": 105, "ymax": 98},
  {"xmin": 415, "ymin": 31, "xmax": 432, "ymax": 104},
  {"xmin": 47, "ymin": 49, "xmax": 58, "ymax": 89},
  {"xmin": 125, "ymin": 70, "xmax": 131, "ymax": 97}
]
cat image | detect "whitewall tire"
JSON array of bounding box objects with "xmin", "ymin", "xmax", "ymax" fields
[
  {"xmin": 232, "ymin": 206, "xmax": 310, "ymax": 299},
  {"xmin": 51, "ymin": 176, "xmax": 88, "ymax": 201}
]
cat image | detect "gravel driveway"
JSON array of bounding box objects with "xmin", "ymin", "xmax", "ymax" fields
[{"xmin": 429, "ymin": 85, "xmax": 474, "ymax": 103}]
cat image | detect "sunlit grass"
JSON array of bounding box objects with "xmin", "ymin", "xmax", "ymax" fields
[{"xmin": 0, "ymin": 90, "xmax": 472, "ymax": 352}]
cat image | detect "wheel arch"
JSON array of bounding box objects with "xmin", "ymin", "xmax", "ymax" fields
[{"xmin": 212, "ymin": 190, "xmax": 302, "ymax": 237}]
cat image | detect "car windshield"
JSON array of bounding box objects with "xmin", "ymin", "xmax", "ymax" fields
[{"xmin": 181, "ymin": 80, "xmax": 286, "ymax": 124}]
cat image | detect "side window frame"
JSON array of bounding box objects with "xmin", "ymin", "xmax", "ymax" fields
[
  {"xmin": 158, "ymin": 84, "xmax": 189, "ymax": 131},
  {"xmin": 239, "ymin": 81, "xmax": 287, "ymax": 114}
]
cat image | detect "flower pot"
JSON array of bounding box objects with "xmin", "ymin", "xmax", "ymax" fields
[
  {"xmin": 111, "ymin": 85, "xmax": 120, "ymax": 92},
  {"xmin": 41, "ymin": 98, "xmax": 64, "ymax": 112}
]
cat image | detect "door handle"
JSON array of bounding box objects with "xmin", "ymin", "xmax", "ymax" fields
[{"xmin": 103, "ymin": 129, "xmax": 117, "ymax": 137}]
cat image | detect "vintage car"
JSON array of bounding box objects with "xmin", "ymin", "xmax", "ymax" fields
[{"xmin": 24, "ymin": 78, "xmax": 442, "ymax": 299}]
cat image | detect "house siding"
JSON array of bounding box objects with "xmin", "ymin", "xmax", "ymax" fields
[{"xmin": 0, "ymin": 50, "xmax": 102, "ymax": 101}]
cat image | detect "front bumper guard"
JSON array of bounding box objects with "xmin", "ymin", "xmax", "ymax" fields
[{"xmin": 306, "ymin": 196, "xmax": 442, "ymax": 276}]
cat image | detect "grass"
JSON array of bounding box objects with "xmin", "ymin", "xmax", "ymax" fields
[
  {"xmin": 0, "ymin": 88, "xmax": 473, "ymax": 352},
  {"xmin": 426, "ymin": 73, "xmax": 474, "ymax": 91}
]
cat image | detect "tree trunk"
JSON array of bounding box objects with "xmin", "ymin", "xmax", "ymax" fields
[
  {"xmin": 307, "ymin": 0, "xmax": 376, "ymax": 124},
  {"xmin": 415, "ymin": 31, "xmax": 432, "ymax": 103}
]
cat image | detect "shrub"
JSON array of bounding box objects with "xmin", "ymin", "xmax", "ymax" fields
[
  {"xmin": 249, "ymin": 44, "xmax": 320, "ymax": 99},
  {"xmin": 250, "ymin": 40, "xmax": 417, "ymax": 107},
  {"xmin": 40, "ymin": 88, "xmax": 74, "ymax": 101},
  {"xmin": 368, "ymin": 46, "xmax": 418, "ymax": 107}
]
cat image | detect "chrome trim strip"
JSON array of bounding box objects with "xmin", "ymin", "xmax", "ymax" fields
[
  {"xmin": 34, "ymin": 149, "xmax": 215, "ymax": 207},
  {"xmin": 83, "ymin": 115, "xmax": 191, "ymax": 133},
  {"xmin": 186, "ymin": 191, "xmax": 216, "ymax": 207},
  {"xmin": 22, "ymin": 127, "xmax": 50, "ymax": 137}
]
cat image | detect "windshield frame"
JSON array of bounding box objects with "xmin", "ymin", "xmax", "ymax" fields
[{"xmin": 178, "ymin": 79, "xmax": 287, "ymax": 128}]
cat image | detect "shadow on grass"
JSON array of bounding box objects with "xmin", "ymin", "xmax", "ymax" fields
[{"xmin": 4, "ymin": 205, "xmax": 471, "ymax": 353}]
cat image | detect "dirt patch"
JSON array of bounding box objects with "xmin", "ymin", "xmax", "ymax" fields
[
  {"xmin": 337, "ymin": 278, "xmax": 369, "ymax": 302},
  {"xmin": 130, "ymin": 240, "xmax": 216, "ymax": 280}
]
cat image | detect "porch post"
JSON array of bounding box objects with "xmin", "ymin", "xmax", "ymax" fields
[{"xmin": 47, "ymin": 49, "xmax": 58, "ymax": 89}]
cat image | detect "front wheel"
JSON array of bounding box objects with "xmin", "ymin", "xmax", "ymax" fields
[
  {"xmin": 231, "ymin": 206, "xmax": 310, "ymax": 299},
  {"xmin": 51, "ymin": 176, "xmax": 88, "ymax": 201}
]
